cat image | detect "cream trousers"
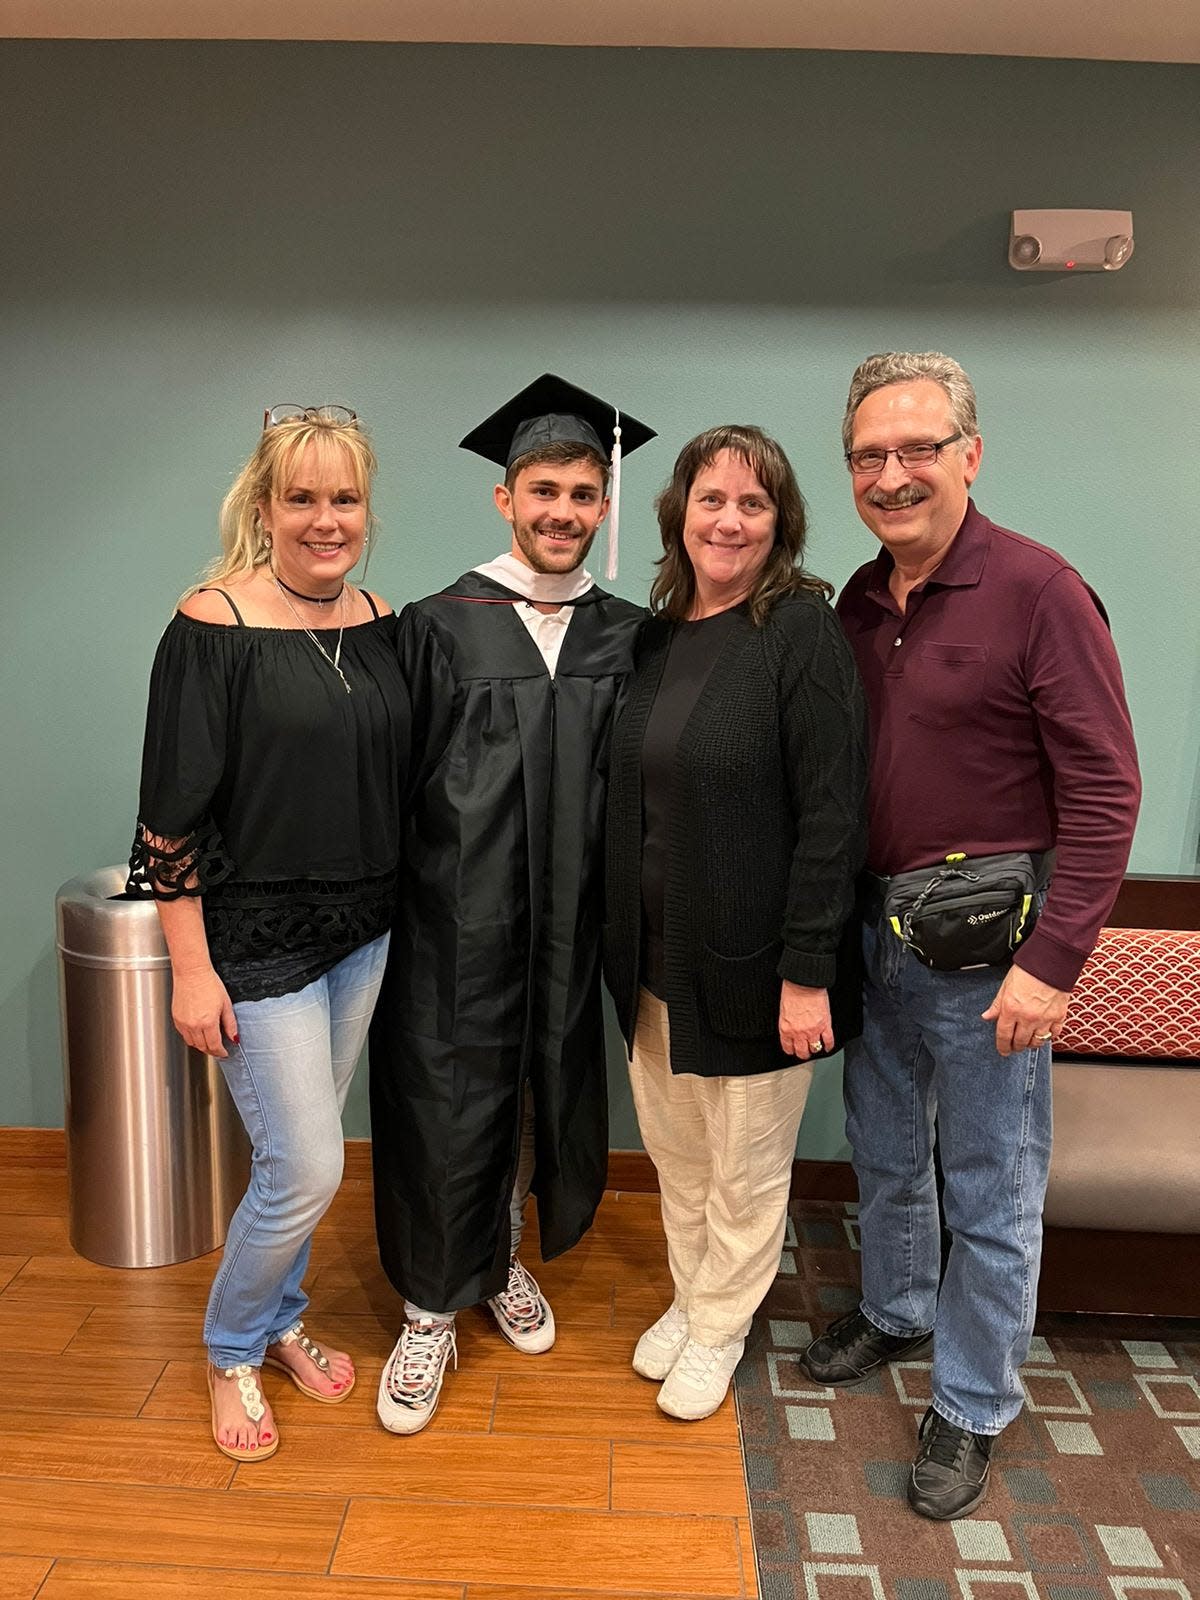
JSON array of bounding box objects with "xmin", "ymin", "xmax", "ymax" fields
[{"xmin": 629, "ymin": 989, "xmax": 813, "ymax": 1347}]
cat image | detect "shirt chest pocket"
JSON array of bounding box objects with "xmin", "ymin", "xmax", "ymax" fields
[{"xmin": 904, "ymin": 642, "xmax": 989, "ymax": 729}]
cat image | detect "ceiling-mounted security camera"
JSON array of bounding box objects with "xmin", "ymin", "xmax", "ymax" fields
[{"xmin": 1008, "ymin": 209, "xmax": 1134, "ymax": 273}]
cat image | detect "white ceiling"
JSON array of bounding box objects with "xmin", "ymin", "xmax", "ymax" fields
[{"xmin": 4, "ymin": 0, "xmax": 1200, "ymax": 62}]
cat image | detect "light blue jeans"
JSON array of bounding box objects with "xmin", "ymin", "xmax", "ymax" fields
[
  {"xmin": 843, "ymin": 918, "xmax": 1053, "ymax": 1436},
  {"xmin": 204, "ymin": 935, "xmax": 389, "ymax": 1368}
]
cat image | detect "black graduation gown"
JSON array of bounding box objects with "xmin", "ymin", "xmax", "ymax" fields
[{"xmin": 370, "ymin": 570, "xmax": 643, "ymax": 1312}]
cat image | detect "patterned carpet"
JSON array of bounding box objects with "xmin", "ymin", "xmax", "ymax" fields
[{"xmin": 735, "ymin": 1198, "xmax": 1200, "ymax": 1600}]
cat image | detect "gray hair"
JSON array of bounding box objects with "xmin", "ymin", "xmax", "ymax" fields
[{"xmin": 842, "ymin": 351, "xmax": 980, "ymax": 453}]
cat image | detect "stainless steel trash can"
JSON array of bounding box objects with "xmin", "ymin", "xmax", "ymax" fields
[{"xmin": 55, "ymin": 865, "xmax": 250, "ymax": 1268}]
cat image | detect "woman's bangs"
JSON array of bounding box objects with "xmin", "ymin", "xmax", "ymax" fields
[{"xmin": 269, "ymin": 428, "xmax": 369, "ymax": 502}]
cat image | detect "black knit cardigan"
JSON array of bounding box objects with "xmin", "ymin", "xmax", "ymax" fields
[{"xmin": 603, "ymin": 591, "xmax": 868, "ymax": 1077}]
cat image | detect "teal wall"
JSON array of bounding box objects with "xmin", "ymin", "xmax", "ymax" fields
[{"xmin": 3, "ymin": 41, "xmax": 1197, "ymax": 1154}]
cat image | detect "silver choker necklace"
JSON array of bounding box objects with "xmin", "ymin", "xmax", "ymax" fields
[{"xmin": 275, "ymin": 579, "xmax": 351, "ymax": 693}]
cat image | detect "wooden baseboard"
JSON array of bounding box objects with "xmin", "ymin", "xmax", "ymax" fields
[
  {"xmin": 601, "ymin": 1150, "xmax": 1200, "ymax": 1317},
  {"xmin": 344, "ymin": 1137, "xmax": 372, "ymax": 1182},
  {"xmin": 606, "ymin": 1152, "xmax": 862, "ymax": 1198},
  {"xmin": 10, "ymin": 1127, "xmax": 1195, "ymax": 1318},
  {"xmin": 790, "ymin": 1159, "xmax": 859, "ymax": 1202},
  {"xmin": 0, "ymin": 1127, "xmax": 65, "ymax": 1166},
  {"xmin": 0, "ymin": 1130, "xmax": 848, "ymax": 1197},
  {"xmin": 606, "ymin": 1149, "xmax": 658, "ymax": 1192},
  {"xmin": 352, "ymin": 1147, "xmax": 842, "ymax": 1198}
]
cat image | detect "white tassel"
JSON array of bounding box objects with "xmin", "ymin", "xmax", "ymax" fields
[{"xmin": 606, "ymin": 411, "xmax": 622, "ymax": 582}]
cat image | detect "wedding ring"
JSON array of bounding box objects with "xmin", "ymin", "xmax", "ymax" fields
[
  {"xmin": 808, "ymin": 1041, "xmax": 822, "ymax": 1052},
  {"xmin": 1037, "ymin": 1031, "xmax": 1053, "ymax": 1041}
]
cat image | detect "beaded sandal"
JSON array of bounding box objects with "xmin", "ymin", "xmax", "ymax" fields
[
  {"xmin": 263, "ymin": 1320, "xmax": 356, "ymax": 1403},
  {"xmin": 207, "ymin": 1363, "xmax": 278, "ymax": 1462}
]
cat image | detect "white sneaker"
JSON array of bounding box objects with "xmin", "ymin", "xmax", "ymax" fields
[
  {"xmin": 656, "ymin": 1336, "xmax": 745, "ymax": 1420},
  {"xmin": 632, "ymin": 1303, "xmax": 690, "ymax": 1380},
  {"xmin": 486, "ymin": 1257, "xmax": 556, "ymax": 1354},
  {"xmin": 376, "ymin": 1318, "xmax": 457, "ymax": 1435}
]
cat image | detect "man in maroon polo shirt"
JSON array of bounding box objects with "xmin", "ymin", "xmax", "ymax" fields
[{"xmin": 802, "ymin": 351, "xmax": 1140, "ymax": 1519}]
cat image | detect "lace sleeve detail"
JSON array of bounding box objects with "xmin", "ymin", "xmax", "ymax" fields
[{"xmin": 126, "ymin": 817, "xmax": 236, "ymax": 900}]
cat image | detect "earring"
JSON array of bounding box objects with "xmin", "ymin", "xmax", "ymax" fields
[{"xmin": 263, "ymin": 534, "xmax": 272, "ymax": 548}]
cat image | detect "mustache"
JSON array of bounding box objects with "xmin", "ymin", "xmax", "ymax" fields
[{"xmin": 865, "ymin": 485, "xmax": 929, "ymax": 510}]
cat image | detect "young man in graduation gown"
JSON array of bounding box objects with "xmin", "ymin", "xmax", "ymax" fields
[{"xmin": 372, "ymin": 375, "xmax": 656, "ymax": 1434}]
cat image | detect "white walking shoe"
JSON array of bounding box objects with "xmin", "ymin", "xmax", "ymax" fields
[
  {"xmin": 486, "ymin": 1257, "xmax": 556, "ymax": 1354},
  {"xmin": 376, "ymin": 1318, "xmax": 457, "ymax": 1435},
  {"xmin": 632, "ymin": 1302, "xmax": 690, "ymax": 1381},
  {"xmin": 656, "ymin": 1335, "xmax": 745, "ymax": 1420}
]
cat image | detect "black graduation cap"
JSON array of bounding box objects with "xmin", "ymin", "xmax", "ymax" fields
[
  {"xmin": 459, "ymin": 373, "xmax": 656, "ymax": 470},
  {"xmin": 459, "ymin": 374, "xmax": 656, "ymax": 581}
]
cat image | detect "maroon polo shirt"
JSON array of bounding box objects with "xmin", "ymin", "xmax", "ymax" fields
[{"xmin": 836, "ymin": 501, "xmax": 1140, "ymax": 992}]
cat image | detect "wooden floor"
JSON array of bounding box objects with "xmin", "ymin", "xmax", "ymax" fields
[{"xmin": 0, "ymin": 1133, "xmax": 756, "ymax": 1600}]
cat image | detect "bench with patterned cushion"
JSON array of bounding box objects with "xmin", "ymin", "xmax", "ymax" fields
[{"xmin": 1043, "ymin": 876, "xmax": 1200, "ymax": 1242}]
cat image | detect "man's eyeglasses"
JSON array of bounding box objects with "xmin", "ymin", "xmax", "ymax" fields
[
  {"xmin": 263, "ymin": 404, "xmax": 358, "ymax": 429},
  {"xmin": 845, "ymin": 432, "xmax": 962, "ymax": 476}
]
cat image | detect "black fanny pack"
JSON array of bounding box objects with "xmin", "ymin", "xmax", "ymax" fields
[{"xmin": 878, "ymin": 851, "xmax": 1052, "ymax": 971}]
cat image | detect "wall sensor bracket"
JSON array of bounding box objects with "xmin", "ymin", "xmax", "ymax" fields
[{"xmin": 1009, "ymin": 209, "xmax": 1134, "ymax": 272}]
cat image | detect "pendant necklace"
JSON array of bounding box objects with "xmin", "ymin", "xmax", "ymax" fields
[{"xmin": 275, "ymin": 579, "xmax": 352, "ymax": 693}]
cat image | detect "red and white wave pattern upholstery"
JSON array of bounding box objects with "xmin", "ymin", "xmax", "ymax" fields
[{"xmin": 1057, "ymin": 926, "xmax": 1200, "ymax": 1059}]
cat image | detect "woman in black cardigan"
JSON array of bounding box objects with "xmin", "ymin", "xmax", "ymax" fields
[{"xmin": 605, "ymin": 424, "xmax": 867, "ymax": 1420}]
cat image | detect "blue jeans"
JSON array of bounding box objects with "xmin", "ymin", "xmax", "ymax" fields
[
  {"xmin": 843, "ymin": 918, "xmax": 1052, "ymax": 1435},
  {"xmin": 204, "ymin": 935, "xmax": 389, "ymax": 1368}
]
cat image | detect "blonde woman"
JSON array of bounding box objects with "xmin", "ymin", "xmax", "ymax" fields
[{"xmin": 128, "ymin": 406, "xmax": 409, "ymax": 1461}]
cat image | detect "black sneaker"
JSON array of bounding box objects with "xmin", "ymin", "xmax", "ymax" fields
[
  {"xmin": 907, "ymin": 1406, "xmax": 994, "ymax": 1520},
  {"xmin": 801, "ymin": 1308, "xmax": 933, "ymax": 1386}
]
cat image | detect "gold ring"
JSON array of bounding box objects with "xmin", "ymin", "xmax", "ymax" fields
[
  {"xmin": 1037, "ymin": 1031, "xmax": 1053, "ymax": 1041},
  {"xmin": 809, "ymin": 1041, "xmax": 822, "ymax": 1052}
]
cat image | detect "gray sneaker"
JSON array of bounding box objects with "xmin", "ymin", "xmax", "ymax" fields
[
  {"xmin": 802, "ymin": 1308, "xmax": 932, "ymax": 1386},
  {"xmin": 908, "ymin": 1406, "xmax": 994, "ymax": 1520}
]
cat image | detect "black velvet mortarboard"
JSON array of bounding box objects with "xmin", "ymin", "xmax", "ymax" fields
[{"xmin": 459, "ymin": 373, "xmax": 657, "ymax": 469}]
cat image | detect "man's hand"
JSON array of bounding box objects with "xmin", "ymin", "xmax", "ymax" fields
[
  {"xmin": 779, "ymin": 981, "xmax": 833, "ymax": 1061},
  {"xmin": 982, "ymin": 966, "xmax": 1070, "ymax": 1056}
]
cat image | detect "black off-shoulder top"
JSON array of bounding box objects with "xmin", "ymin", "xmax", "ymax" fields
[{"xmin": 127, "ymin": 604, "xmax": 410, "ymax": 1002}]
